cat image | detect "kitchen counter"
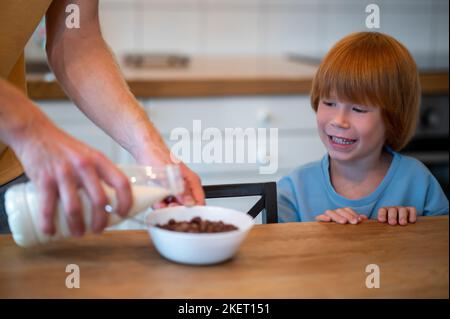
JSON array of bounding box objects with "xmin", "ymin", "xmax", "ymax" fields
[
  {"xmin": 26, "ymin": 57, "xmax": 449, "ymax": 100},
  {"xmin": 0, "ymin": 215, "xmax": 447, "ymax": 298}
]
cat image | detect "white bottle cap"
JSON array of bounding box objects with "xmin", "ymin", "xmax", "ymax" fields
[{"xmin": 5, "ymin": 183, "xmax": 39, "ymax": 247}]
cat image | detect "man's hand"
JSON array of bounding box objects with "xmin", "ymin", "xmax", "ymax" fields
[
  {"xmin": 1, "ymin": 78, "xmax": 133, "ymax": 237},
  {"xmin": 316, "ymin": 207, "xmax": 368, "ymax": 224},
  {"xmin": 178, "ymin": 162, "xmax": 205, "ymax": 206},
  {"xmin": 377, "ymin": 206, "xmax": 417, "ymax": 226},
  {"xmin": 134, "ymin": 143, "xmax": 205, "ymax": 209},
  {"xmin": 152, "ymin": 164, "xmax": 206, "ymax": 209},
  {"xmin": 12, "ymin": 118, "xmax": 132, "ymax": 237}
]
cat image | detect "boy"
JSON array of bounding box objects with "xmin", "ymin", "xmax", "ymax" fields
[{"xmin": 277, "ymin": 32, "xmax": 449, "ymax": 225}]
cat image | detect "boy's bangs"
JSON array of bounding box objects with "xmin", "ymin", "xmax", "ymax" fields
[{"xmin": 317, "ymin": 53, "xmax": 385, "ymax": 109}]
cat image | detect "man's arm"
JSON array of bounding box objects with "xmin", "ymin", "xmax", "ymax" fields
[
  {"xmin": 45, "ymin": 0, "xmax": 204, "ymax": 205},
  {"xmin": 45, "ymin": 0, "xmax": 163, "ymax": 162}
]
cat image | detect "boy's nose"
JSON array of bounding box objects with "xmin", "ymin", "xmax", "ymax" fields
[{"xmin": 331, "ymin": 112, "xmax": 350, "ymax": 129}]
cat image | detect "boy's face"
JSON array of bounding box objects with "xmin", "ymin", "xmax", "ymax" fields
[{"xmin": 316, "ymin": 96, "xmax": 386, "ymax": 163}]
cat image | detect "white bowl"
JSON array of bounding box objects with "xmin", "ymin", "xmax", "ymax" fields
[{"xmin": 146, "ymin": 206, "xmax": 255, "ymax": 265}]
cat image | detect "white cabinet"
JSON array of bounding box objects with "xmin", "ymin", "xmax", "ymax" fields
[
  {"xmin": 142, "ymin": 96, "xmax": 326, "ymax": 184},
  {"xmin": 37, "ymin": 101, "xmax": 121, "ymax": 162}
]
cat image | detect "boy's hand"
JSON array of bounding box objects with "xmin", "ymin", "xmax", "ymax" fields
[
  {"xmin": 315, "ymin": 208, "xmax": 368, "ymax": 225},
  {"xmin": 377, "ymin": 206, "xmax": 417, "ymax": 226}
]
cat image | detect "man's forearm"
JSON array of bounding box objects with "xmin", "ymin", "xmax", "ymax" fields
[
  {"xmin": 0, "ymin": 78, "xmax": 51, "ymax": 150},
  {"xmin": 47, "ymin": 34, "xmax": 171, "ymax": 164}
]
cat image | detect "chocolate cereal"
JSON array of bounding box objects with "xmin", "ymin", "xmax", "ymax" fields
[{"xmin": 156, "ymin": 217, "xmax": 238, "ymax": 233}]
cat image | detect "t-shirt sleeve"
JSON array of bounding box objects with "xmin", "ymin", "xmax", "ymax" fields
[
  {"xmin": 277, "ymin": 176, "xmax": 301, "ymax": 222},
  {"xmin": 423, "ymin": 173, "xmax": 449, "ymax": 216}
]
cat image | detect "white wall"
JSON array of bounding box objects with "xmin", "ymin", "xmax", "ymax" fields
[{"xmin": 97, "ymin": 0, "xmax": 448, "ymax": 68}]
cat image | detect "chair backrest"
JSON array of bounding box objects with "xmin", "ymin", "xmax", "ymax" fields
[{"xmin": 202, "ymin": 182, "xmax": 278, "ymax": 224}]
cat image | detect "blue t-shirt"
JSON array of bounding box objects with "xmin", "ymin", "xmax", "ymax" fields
[{"xmin": 277, "ymin": 150, "xmax": 449, "ymax": 222}]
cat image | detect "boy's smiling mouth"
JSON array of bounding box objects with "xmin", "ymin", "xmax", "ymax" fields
[
  {"xmin": 328, "ymin": 135, "xmax": 357, "ymax": 145},
  {"xmin": 327, "ymin": 135, "xmax": 358, "ymax": 150}
]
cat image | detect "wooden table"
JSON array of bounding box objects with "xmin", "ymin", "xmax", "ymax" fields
[{"xmin": 0, "ymin": 216, "xmax": 448, "ymax": 298}]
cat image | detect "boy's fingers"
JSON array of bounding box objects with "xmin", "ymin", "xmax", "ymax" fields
[
  {"xmin": 342, "ymin": 208, "xmax": 361, "ymax": 224},
  {"xmin": 408, "ymin": 206, "xmax": 417, "ymax": 223},
  {"xmin": 398, "ymin": 207, "xmax": 408, "ymax": 226},
  {"xmin": 316, "ymin": 214, "xmax": 331, "ymax": 222},
  {"xmin": 334, "ymin": 208, "xmax": 357, "ymax": 224},
  {"xmin": 378, "ymin": 207, "xmax": 388, "ymax": 223},
  {"xmin": 326, "ymin": 210, "xmax": 347, "ymax": 224},
  {"xmin": 388, "ymin": 207, "xmax": 398, "ymax": 225}
]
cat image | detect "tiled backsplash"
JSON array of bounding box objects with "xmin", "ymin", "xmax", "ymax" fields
[{"xmin": 27, "ymin": 0, "xmax": 449, "ymax": 68}]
